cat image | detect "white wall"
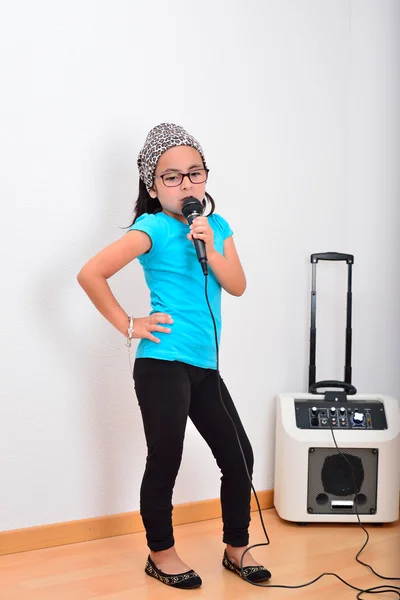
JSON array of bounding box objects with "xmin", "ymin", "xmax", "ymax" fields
[{"xmin": 1, "ymin": 0, "xmax": 399, "ymax": 532}]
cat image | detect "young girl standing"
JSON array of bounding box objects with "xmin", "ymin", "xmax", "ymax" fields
[{"xmin": 77, "ymin": 123, "xmax": 271, "ymax": 589}]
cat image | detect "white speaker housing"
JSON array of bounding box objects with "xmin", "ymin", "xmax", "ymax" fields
[{"xmin": 274, "ymin": 393, "xmax": 400, "ymax": 523}]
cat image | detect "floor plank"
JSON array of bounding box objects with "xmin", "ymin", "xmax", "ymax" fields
[{"xmin": 0, "ymin": 509, "xmax": 399, "ymax": 599}]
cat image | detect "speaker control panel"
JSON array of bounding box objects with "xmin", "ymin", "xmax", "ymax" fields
[{"xmin": 295, "ymin": 400, "xmax": 387, "ymax": 430}]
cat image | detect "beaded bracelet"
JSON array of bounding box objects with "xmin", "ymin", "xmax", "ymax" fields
[{"xmin": 126, "ymin": 315, "xmax": 134, "ymax": 348}]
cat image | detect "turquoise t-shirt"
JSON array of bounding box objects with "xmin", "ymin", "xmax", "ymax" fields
[{"xmin": 128, "ymin": 211, "xmax": 233, "ymax": 369}]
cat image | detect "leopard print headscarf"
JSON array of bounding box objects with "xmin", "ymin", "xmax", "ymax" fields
[{"xmin": 138, "ymin": 123, "xmax": 207, "ymax": 191}]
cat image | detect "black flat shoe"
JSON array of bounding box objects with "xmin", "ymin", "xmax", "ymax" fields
[
  {"xmin": 144, "ymin": 555, "xmax": 202, "ymax": 589},
  {"xmin": 222, "ymin": 550, "xmax": 271, "ymax": 583}
]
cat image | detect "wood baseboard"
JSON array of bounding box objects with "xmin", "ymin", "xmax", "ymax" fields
[{"xmin": 0, "ymin": 489, "xmax": 274, "ymax": 556}]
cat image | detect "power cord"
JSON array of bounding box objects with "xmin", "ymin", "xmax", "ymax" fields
[{"xmin": 203, "ymin": 274, "xmax": 400, "ymax": 598}]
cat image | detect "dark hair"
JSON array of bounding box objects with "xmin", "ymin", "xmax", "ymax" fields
[{"xmin": 125, "ymin": 177, "xmax": 216, "ymax": 227}]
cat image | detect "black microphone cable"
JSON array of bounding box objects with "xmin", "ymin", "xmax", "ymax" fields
[
  {"xmin": 202, "ymin": 274, "xmax": 271, "ymax": 552},
  {"xmin": 202, "ymin": 272, "xmax": 400, "ymax": 598}
]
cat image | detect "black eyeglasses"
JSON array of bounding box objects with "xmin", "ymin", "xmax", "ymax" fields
[{"xmin": 155, "ymin": 168, "xmax": 209, "ymax": 187}]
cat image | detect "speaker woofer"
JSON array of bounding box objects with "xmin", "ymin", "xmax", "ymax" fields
[{"xmin": 321, "ymin": 453, "xmax": 364, "ymax": 496}]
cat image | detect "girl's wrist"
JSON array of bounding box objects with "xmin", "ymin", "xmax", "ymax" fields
[{"xmin": 206, "ymin": 247, "xmax": 219, "ymax": 261}]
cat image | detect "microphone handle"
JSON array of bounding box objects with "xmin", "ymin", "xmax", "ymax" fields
[{"xmin": 187, "ymin": 211, "xmax": 208, "ymax": 275}]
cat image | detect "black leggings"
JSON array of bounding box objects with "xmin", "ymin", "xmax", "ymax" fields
[{"xmin": 133, "ymin": 358, "xmax": 254, "ymax": 552}]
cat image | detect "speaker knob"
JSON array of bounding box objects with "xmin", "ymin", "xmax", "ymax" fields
[
  {"xmin": 353, "ymin": 412, "xmax": 364, "ymax": 424},
  {"xmin": 311, "ymin": 406, "xmax": 318, "ymax": 414},
  {"xmin": 330, "ymin": 407, "xmax": 336, "ymax": 415},
  {"xmin": 339, "ymin": 407, "xmax": 346, "ymax": 415}
]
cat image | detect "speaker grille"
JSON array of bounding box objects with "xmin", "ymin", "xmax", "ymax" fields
[{"xmin": 307, "ymin": 448, "xmax": 378, "ymax": 515}]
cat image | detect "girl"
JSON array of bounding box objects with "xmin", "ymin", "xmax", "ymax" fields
[{"xmin": 77, "ymin": 123, "xmax": 271, "ymax": 589}]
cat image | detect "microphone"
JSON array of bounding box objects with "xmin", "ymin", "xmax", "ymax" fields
[{"xmin": 182, "ymin": 197, "xmax": 208, "ymax": 276}]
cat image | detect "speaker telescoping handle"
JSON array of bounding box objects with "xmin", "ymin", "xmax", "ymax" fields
[
  {"xmin": 309, "ymin": 252, "xmax": 355, "ymax": 391},
  {"xmin": 311, "ymin": 252, "xmax": 354, "ymax": 264},
  {"xmin": 308, "ymin": 380, "xmax": 357, "ymax": 395}
]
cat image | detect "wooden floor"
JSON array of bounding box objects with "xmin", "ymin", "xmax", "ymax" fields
[{"xmin": 0, "ymin": 509, "xmax": 399, "ymax": 600}]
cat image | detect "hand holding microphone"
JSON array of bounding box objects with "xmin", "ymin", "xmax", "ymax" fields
[
  {"xmin": 182, "ymin": 197, "xmax": 215, "ymax": 276},
  {"xmin": 187, "ymin": 216, "xmax": 214, "ymax": 252}
]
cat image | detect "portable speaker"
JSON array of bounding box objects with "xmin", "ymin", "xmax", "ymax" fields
[
  {"xmin": 274, "ymin": 254, "xmax": 400, "ymax": 523},
  {"xmin": 274, "ymin": 393, "xmax": 400, "ymax": 523}
]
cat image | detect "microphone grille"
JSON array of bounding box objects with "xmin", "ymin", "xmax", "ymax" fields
[{"xmin": 182, "ymin": 197, "xmax": 203, "ymax": 219}]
